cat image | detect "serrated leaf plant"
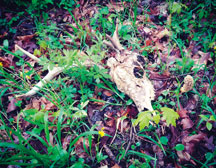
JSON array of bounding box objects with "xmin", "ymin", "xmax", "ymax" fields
[{"xmin": 133, "ymin": 107, "xmax": 179, "ymax": 130}]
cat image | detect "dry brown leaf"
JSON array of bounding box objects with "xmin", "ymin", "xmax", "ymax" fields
[
  {"xmin": 177, "ymin": 103, "xmax": 193, "ymax": 129},
  {"xmin": 107, "ymin": 51, "xmax": 155, "ymax": 111},
  {"xmin": 181, "ymin": 118, "xmax": 193, "ymax": 130},
  {"xmin": 6, "ymin": 96, "xmax": 18, "ymax": 113},
  {"xmin": 177, "ymin": 103, "xmax": 188, "ymax": 118},
  {"xmin": 103, "ymin": 90, "xmax": 113, "ymax": 97},
  {"xmin": 156, "ymin": 28, "xmax": 171, "ymax": 39},
  {"xmin": 177, "ymin": 151, "xmax": 191, "ymax": 162},
  {"xmin": 74, "ymin": 137, "xmax": 91, "ymax": 158},
  {"xmin": 17, "ymin": 34, "xmax": 35, "ymax": 42},
  {"xmin": 100, "ymin": 166, "xmax": 108, "ymax": 168},
  {"xmin": 177, "ymin": 132, "xmax": 206, "ymax": 163},
  {"xmin": 192, "ymin": 51, "xmax": 212, "ymax": 69},
  {"xmin": 107, "ymin": 1, "xmax": 125, "ymax": 12},
  {"xmin": 111, "ymin": 163, "xmax": 121, "ymax": 168},
  {"xmin": 0, "ymin": 57, "xmax": 10, "ymax": 68}
]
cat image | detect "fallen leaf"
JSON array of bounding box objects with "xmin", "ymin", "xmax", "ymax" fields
[
  {"xmin": 6, "ymin": 96, "xmax": 18, "ymax": 113},
  {"xmin": 177, "ymin": 150, "xmax": 191, "ymax": 161},
  {"xmin": 17, "ymin": 34, "xmax": 35, "ymax": 42},
  {"xmin": 177, "ymin": 103, "xmax": 188, "ymax": 118},
  {"xmin": 111, "ymin": 163, "xmax": 121, "ymax": 168},
  {"xmin": 181, "ymin": 118, "xmax": 193, "ymax": 130},
  {"xmin": 192, "ymin": 51, "xmax": 212, "ymax": 69},
  {"xmin": 103, "ymin": 90, "xmax": 113, "ymax": 97},
  {"xmin": 74, "ymin": 137, "xmax": 95, "ymax": 158},
  {"xmin": 0, "ymin": 57, "xmax": 10, "ymax": 68},
  {"xmin": 156, "ymin": 29, "xmax": 171, "ymax": 39}
]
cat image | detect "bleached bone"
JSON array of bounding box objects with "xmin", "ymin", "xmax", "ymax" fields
[
  {"xmin": 104, "ymin": 19, "xmax": 124, "ymax": 51},
  {"xmin": 16, "ymin": 66, "xmax": 64, "ymax": 98},
  {"xmin": 15, "ymin": 45, "xmax": 40, "ymax": 62},
  {"xmin": 104, "ymin": 21, "xmax": 155, "ymax": 112},
  {"xmin": 15, "ymin": 45, "xmax": 99, "ymax": 98},
  {"xmin": 14, "ymin": 45, "xmax": 63, "ymax": 98}
]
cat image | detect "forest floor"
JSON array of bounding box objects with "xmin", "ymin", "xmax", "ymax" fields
[{"xmin": 0, "ymin": 0, "xmax": 216, "ymax": 167}]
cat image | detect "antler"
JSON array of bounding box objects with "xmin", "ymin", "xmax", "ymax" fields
[
  {"xmin": 15, "ymin": 45, "xmax": 64, "ymax": 98},
  {"xmin": 15, "ymin": 45, "xmax": 100, "ymax": 98},
  {"xmin": 104, "ymin": 19, "xmax": 124, "ymax": 51}
]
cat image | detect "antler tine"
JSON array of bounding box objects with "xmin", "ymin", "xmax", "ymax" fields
[
  {"xmin": 105, "ymin": 19, "xmax": 124, "ymax": 51},
  {"xmin": 14, "ymin": 45, "xmax": 64, "ymax": 98},
  {"xmin": 15, "ymin": 45, "xmax": 40, "ymax": 62},
  {"xmin": 16, "ymin": 66, "xmax": 64, "ymax": 98}
]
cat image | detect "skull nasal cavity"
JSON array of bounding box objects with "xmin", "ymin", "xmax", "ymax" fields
[{"xmin": 133, "ymin": 67, "xmax": 144, "ymax": 78}]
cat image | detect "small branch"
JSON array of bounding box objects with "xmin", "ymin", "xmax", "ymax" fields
[
  {"xmin": 112, "ymin": 20, "xmax": 124, "ymax": 50},
  {"xmin": 103, "ymin": 144, "xmax": 117, "ymax": 162}
]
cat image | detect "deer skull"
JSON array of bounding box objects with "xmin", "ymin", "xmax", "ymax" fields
[{"xmin": 105, "ymin": 21, "xmax": 155, "ymax": 111}]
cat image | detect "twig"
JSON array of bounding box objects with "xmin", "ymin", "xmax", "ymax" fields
[
  {"xmin": 110, "ymin": 118, "xmax": 121, "ymax": 145},
  {"xmin": 118, "ymin": 125, "xmax": 134, "ymax": 163},
  {"xmin": 103, "ymin": 144, "xmax": 117, "ymax": 162}
]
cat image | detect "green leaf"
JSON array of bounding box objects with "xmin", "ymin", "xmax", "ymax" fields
[
  {"xmin": 171, "ymin": 2, "xmax": 182, "ymax": 14},
  {"xmin": 23, "ymin": 109, "xmax": 38, "ymax": 116},
  {"xmin": 161, "ymin": 107, "xmax": 179, "ymax": 127},
  {"xmin": 152, "ymin": 113, "xmax": 160, "ymax": 124},
  {"xmin": 160, "ymin": 136, "xmax": 168, "ymax": 145},
  {"xmin": 133, "ymin": 111, "xmax": 152, "ymax": 130},
  {"xmin": 206, "ymin": 122, "xmax": 212, "ymax": 131},
  {"xmin": 3, "ymin": 39, "xmax": 9, "ymax": 48},
  {"xmin": 209, "ymin": 115, "xmax": 216, "ymax": 121},
  {"xmin": 131, "ymin": 144, "xmax": 136, "ymax": 150},
  {"xmin": 199, "ymin": 114, "xmax": 209, "ymax": 121},
  {"xmin": 100, "ymin": 7, "xmax": 109, "ymax": 15},
  {"xmin": 175, "ymin": 144, "xmax": 184, "ymax": 151},
  {"xmin": 34, "ymin": 111, "xmax": 45, "ymax": 123},
  {"xmin": 205, "ymin": 152, "xmax": 213, "ymax": 161},
  {"xmin": 33, "ymin": 49, "xmax": 41, "ymax": 56},
  {"xmin": 126, "ymin": 99, "xmax": 133, "ymax": 105},
  {"xmin": 72, "ymin": 110, "xmax": 87, "ymax": 119}
]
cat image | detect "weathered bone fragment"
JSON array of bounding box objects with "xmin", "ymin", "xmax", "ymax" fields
[{"xmin": 105, "ymin": 21, "xmax": 155, "ymax": 111}]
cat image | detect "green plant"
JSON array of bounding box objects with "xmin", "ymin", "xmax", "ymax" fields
[
  {"xmin": 133, "ymin": 107, "xmax": 179, "ymax": 130},
  {"xmin": 199, "ymin": 114, "xmax": 216, "ymax": 131},
  {"xmin": 174, "ymin": 144, "xmax": 185, "ymax": 151},
  {"xmin": 36, "ymin": 22, "xmax": 64, "ymax": 50},
  {"xmin": 90, "ymin": 6, "xmax": 116, "ymax": 35},
  {"xmin": 126, "ymin": 150, "xmax": 157, "ymax": 168},
  {"xmin": 0, "ymin": 11, "xmax": 25, "ymax": 33}
]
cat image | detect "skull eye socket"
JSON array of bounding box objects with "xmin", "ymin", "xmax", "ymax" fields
[
  {"xmin": 133, "ymin": 67, "xmax": 144, "ymax": 78},
  {"xmin": 137, "ymin": 55, "xmax": 146, "ymax": 68}
]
